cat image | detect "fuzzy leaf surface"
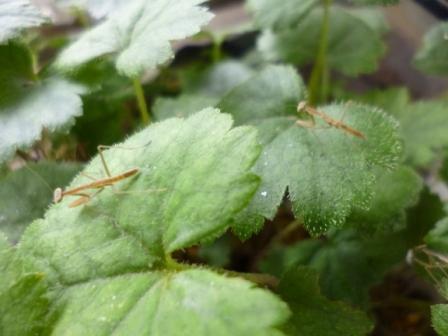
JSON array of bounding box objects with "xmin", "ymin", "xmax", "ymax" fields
[
  {"xmin": 236, "ymin": 104, "xmax": 401, "ymax": 236},
  {"xmin": 348, "ymin": 166, "xmax": 422, "ymax": 235},
  {"xmin": 258, "ymin": 7, "xmax": 385, "ymax": 76},
  {"xmin": 0, "ymin": 234, "xmax": 49, "ymax": 336},
  {"xmin": 425, "ymin": 217, "xmax": 448, "ymax": 254},
  {"xmin": 279, "ymin": 267, "xmax": 372, "ymax": 335},
  {"xmin": 0, "ymin": 161, "xmax": 82, "ymax": 243},
  {"xmin": 56, "ymin": 0, "xmax": 213, "ymax": 77},
  {"xmin": 0, "ymin": 43, "xmax": 84, "ymax": 163},
  {"xmin": 414, "ymin": 22, "xmax": 448, "ymax": 76},
  {"xmin": 0, "ymin": 0, "xmax": 45, "ymax": 43},
  {"xmin": 247, "ymin": 0, "xmax": 317, "ymax": 30},
  {"xmin": 432, "ymin": 280, "xmax": 448, "ymax": 336},
  {"xmin": 12, "ymin": 110, "xmax": 290, "ymax": 334}
]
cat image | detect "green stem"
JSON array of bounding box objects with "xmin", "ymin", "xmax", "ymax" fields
[
  {"xmin": 133, "ymin": 78, "xmax": 150, "ymax": 125},
  {"xmin": 308, "ymin": 0, "xmax": 332, "ymax": 105},
  {"xmin": 212, "ymin": 36, "xmax": 224, "ymax": 63}
]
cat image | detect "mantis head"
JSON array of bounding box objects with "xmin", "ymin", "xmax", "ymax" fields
[{"xmin": 53, "ymin": 188, "xmax": 63, "ymax": 203}]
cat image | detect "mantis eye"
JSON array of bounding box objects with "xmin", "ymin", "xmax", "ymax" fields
[{"xmin": 53, "ymin": 188, "xmax": 63, "ymax": 203}]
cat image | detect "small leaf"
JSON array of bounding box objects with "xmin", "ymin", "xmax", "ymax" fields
[
  {"xmin": 425, "ymin": 217, "xmax": 448, "ymax": 254},
  {"xmin": 258, "ymin": 6, "xmax": 386, "ymax": 76},
  {"xmin": 432, "ymin": 280, "xmax": 448, "ymax": 336},
  {"xmin": 56, "ymin": 0, "xmax": 214, "ymax": 77},
  {"xmin": 393, "ymin": 100, "xmax": 448, "ymax": 167},
  {"xmin": 180, "ymin": 60, "xmax": 255, "ymax": 97},
  {"xmin": 218, "ymin": 65, "xmax": 306, "ymax": 124},
  {"xmin": 348, "ymin": 166, "xmax": 423, "ymax": 235},
  {"xmin": 153, "ymin": 94, "xmax": 219, "ymax": 120},
  {"xmin": 414, "ymin": 22, "xmax": 448, "ymax": 76},
  {"xmin": 0, "ymin": 161, "xmax": 82, "ymax": 243},
  {"xmin": 262, "ymin": 229, "xmax": 408, "ymax": 307},
  {"xmin": 262, "ymin": 189, "xmax": 445, "ymax": 307},
  {"xmin": 247, "ymin": 0, "xmax": 318, "ymax": 31},
  {"xmin": 0, "ymin": 0, "xmax": 45, "ymax": 43},
  {"xmin": 278, "ymin": 267, "xmax": 373, "ymax": 335},
  {"xmin": 432, "ymin": 304, "xmax": 448, "ymax": 336},
  {"xmin": 0, "ymin": 43, "xmax": 85, "ymax": 163}
]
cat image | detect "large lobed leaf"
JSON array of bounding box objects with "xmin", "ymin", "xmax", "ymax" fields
[
  {"xmin": 278, "ymin": 267, "xmax": 372, "ymax": 335},
  {"xmin": 0, "ymin": 161, "xmax": 82, "ymax": 243},
  {"xmin": 0, "ymin": 43, "xmax": 85, "ymax": 164},
  {"xmin": 235, "ymin": 103, "xmax": 402, "ymax": 236},
  {"xmin": 258, "ymin": 6, "xmax": 386, "ymax": 76},
  {"xmin": 414, "ymin": 22, "xmax": 448, "ymax": 76},
  {"xmin": 0, "ymin": 0, "xmax": 45, "ymax": 44},
  {"xmin": 11, "ymin": 109, "xmax": 291, "ymax": 334},
  {"xmin": 56, "ymin": 0, "xmax": 214, "ymax": 77}
]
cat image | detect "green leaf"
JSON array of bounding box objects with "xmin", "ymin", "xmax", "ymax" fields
[
  {"xmin": 247, "ymin": 0, "xmax": 317, "ymax": 31},
  {"xmin": 0, "ymin": 161, "xmax": 82, "ymax": 243},
  {"xmin": 393, "ymin": 100, "xmax": 448, "ymax": 167},
  {"xmin": 180, "ymin": 60, "xmax": 255, "ymax": 97},
  {"xmin": 56, "ymin": 0, "xmax": 214, "ymax": 77},
  {"xmin": 0, "ymin": 273, "xmax": 49, "ymax": 336},
  {"xmin": 432, "ymin": 280, "xmax": 448, "ymax": 336},
  {"xmin": 258, "ymin": 6, "xmax": 386, "ymax": 76},
  {"xmin": 0, "ymin": 0, "xmax": 45, "ymax": 43},
  {"xmin": 13, "ymin": 110, "xmax": 292, "ymax": 334},
  {"xmin": 237, "ymin": 103, "xmax": 402, "ymax": 236},
  {"xmin": 414, "ymin": 22, "xmax": 448, "ymax": 76},
  {"xmin": 0, "ymin": 43, "xmax": 85, "ymax": 163},
  {"xmin": 218, "ymin": 65, "xmax": 306, "ymax": 124},
  {"xmin": 348, "ymin": 166, "xmax": 423, "ymax": 235},
  {"xmin": 48, "ymin": 269, "xmax": 290, "ymax": 335},
  {"xmin": 153, "ymin": 94, "xmax": 219, "ymax": 120},
  {"xmin": 425, "ymin": 217, "xmax": 448, "ymax": 254},
  {"xmin": 0, "ymin": 233, "xmax": 49, "ymax": 336},
  {"xmin": 278, "ymin": 267, "xmax": 373, "ymax": 335},
  {"xmin": 347, "ymin": 7, "xmax": 389, "ymax": 34},
  {"xmin": 154, "ymin": 61, "xmax": 255, "ymax": 121},
  {"xmin": 432, "ymin": 304, "xmax": 448, "ymax": 336},
  {"xmin": 262, "ymin": 189, "xmax": 445, "ymax": 307}
]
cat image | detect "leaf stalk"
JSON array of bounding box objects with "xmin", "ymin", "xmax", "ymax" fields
[{"xmin": 133, "ymin": 78, "xmax": 151, "ymax": 125}]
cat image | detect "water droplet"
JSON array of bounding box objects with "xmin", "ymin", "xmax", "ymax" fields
[{"xmin": 260, "ymin": 191, "xmax": 268, "ymax": 197}]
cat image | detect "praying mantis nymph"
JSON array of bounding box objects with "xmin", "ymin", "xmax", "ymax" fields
[
  {"xmin": 296, "ymin": 101, "xmax": 366, "ymax": 139},
  {"xmin": 53, "ymin": 145, "xmax": 143, "ymax": 208}
]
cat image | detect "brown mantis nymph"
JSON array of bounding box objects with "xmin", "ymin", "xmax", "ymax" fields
[
  {"xmin": 296, "ymin": 101, "xmax": 366, "ymax": 139},
  {"xmin": 53, "ymin": 145, "xmax": 142, "ymax": 208}
]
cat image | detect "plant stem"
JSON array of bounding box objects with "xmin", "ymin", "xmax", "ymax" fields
[
  {"xmin": 212, "ymin": 35, "xmax": 224, "ymax": 63},
  {"xmin": 133, "ymin": 78, "xmax": 150, "ymax": 125},
  {"xmin": 308, "ymin": 0, "xmax": 332, "ymax": 105}
]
